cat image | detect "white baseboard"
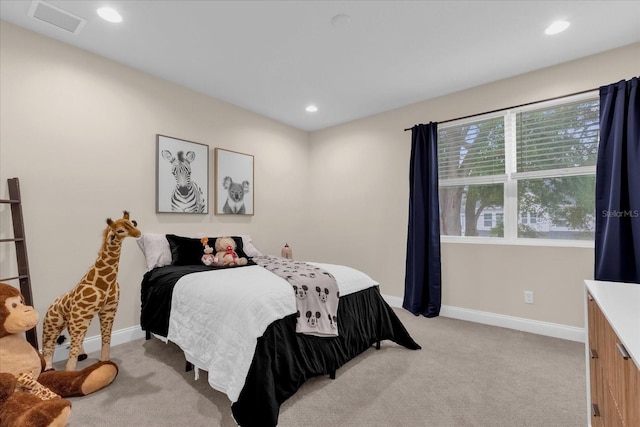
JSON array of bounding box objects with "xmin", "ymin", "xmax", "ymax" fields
[
  {"xmin": 50, "ymin": 326, "xmax": 147, "ymax": 363},
  {"xmin": 381, "ymin": 294, "xmax": 585, "ymax": 343},
  {"xmin": 48, "ymin": 297, "xmax": 584, "ymax": 363}
]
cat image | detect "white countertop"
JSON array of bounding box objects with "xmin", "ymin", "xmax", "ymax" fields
[{"xmin": 585, "ymin": 280, "xmax": 640, "ymax": 369}]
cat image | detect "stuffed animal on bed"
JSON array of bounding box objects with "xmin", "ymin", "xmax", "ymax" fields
[
  {"xmin": 0, "ymin": 283, "xmax": 119, "ymax": 427},
  {"xmin": 200, "ymin": 237, "xmax": 218, "ymax": 266},
  {"xmin": 214, "ymin": 236, "xmax": 248, "ymax": 267}
]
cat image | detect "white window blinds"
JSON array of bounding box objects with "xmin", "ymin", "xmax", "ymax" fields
[
  {"xmin": 438, "ymin": 116, "xmax": 505, "ymax": 185},
  {"xmin": 513, "ymin": 95, "xmax": 599, "ymax": 179}
]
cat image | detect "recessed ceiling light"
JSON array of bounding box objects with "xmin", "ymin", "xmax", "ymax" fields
[
  {"xmin": 97, "ymin": 7, "xmax": 122, "ymax": 23},
  {"xmin": 545, "ymin": 20, "xmax": 570, "ymax": 35},
  {"xmin": 305, "ymin": 105, "xmax": 318, "ymax": 113},
  {"xmin": 331, "ymin": 14, "xmax": 351, "ymax": 29}
]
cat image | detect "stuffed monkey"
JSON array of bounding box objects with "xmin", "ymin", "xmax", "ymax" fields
[{"xmin": 0, "ymin": 283, "xmax": 119, "ymax": 427}]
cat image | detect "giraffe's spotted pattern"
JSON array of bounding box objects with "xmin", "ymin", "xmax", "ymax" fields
[
  {"xmin": 17, "ymin": 371, "xmax": 59, "ymax": 400},
  {"xmin": 41, "ymin": 211, "xmax": 140, "ymax": 371}
]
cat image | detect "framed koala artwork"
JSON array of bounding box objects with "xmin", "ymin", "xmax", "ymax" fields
[{"xmin": 214, "ymin": 148, "xmax": 254, "ymax": 215}]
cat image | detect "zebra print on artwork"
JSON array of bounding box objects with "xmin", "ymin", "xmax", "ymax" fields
[
  {"xmin": 171, "ymin": 181, "xmax": 205, "ymax": 212},
  {"xmin": 162, "ymin": 149, "xmax": 206, "ymax": 213}
]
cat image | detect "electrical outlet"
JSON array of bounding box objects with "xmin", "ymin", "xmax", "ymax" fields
[{"xmin": 524, "ymin": 291, "xmax": 534, "ymax": 304}]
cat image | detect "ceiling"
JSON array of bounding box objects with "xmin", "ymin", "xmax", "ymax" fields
[{"xmin": 1, "ymin": 1, "xmax": 639, "ymax": 132}]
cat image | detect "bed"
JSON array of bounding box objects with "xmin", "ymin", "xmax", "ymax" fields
[{"xmin": 137, "ymin": 234, "xmax": 421, "ymax": 427}]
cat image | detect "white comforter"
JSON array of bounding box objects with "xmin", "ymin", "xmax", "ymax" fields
[{"xmin": 166, "ymin": 262, "xmax": 378, "ymax": 402}]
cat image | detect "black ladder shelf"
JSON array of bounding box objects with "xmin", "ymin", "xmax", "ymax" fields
[{"xmin": 0, "ymin": 177, "xmax": 38, "ymax": 349}]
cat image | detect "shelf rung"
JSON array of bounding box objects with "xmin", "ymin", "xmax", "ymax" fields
[
  {"xmin": 0, "ymin": 275, "xmax": 28, "ymax": 282},
  {"xmin": 0, "ymin": 199, "xmax": 20, "ymax": 204},
  {"xmin": 0, "ymin": 238, "xmax": 24, "ymax": 243}
]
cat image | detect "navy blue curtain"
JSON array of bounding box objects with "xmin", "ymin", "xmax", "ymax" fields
[
  {"xmin": 595, "ymin": 77, "xmax": 640, "ymax": 283},
  {"xmin": 403, "ymin": 123, "xmax": 442, "ymax": 317}
]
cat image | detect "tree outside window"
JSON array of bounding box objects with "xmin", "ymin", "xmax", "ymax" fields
[{"xmin": 438, "ymin": 93, "xmax": 598, "ymax": 242}]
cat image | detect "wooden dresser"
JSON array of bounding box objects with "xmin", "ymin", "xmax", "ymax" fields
[{"xmin": 584, "ymin": 280, "xmax": 640, "ymax": 427}]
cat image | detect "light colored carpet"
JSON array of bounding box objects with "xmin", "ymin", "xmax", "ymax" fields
[{"xmin": 58, "ymin": 308, "xmax": 586, "ymax": 426}]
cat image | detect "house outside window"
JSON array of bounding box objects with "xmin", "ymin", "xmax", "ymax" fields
[
  {"xmin": 438, "ymin": 92, "xmax": 598, "ymax": 244},
  {"xmin": 484, "ymin": 213, "xmax": 493, "ymax": 227}
]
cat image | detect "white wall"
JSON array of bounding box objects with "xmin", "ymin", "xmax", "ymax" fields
[
  {"xmin": 307, "ymin": 42, "xmax": 640, "ymax": 329},
  {"xmin": 0, "ymin": 22, "xmax": 310, "ymax": 338},
  {"xmin": 1, "ymin": 20, "xmax": 638, "ymax": 343}
]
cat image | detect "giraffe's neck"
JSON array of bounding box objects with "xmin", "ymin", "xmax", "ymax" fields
[{"xmin": 90, "ymin": 230, "xmax": 123, "ymax": 290}]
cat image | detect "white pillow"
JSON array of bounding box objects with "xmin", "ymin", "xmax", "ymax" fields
[
  {"xmin": 137, "ymin": 234, "xmax": 172, "ymax": 271},
  {"xmin": 240, "ymin": 235, "xmax": 263, "ymax": 257}
]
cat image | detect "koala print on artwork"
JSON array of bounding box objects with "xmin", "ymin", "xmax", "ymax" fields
[{"xmin": 222, "ymin": 176, "xmax": 250, "ymax": 214}]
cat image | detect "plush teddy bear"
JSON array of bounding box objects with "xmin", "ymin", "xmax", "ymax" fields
[
  {"xmin": 214, "ymin": 236, "xmax": 248, "ymax": 267},
  {"xmin": 0, "ymin": 283, "xmax": 119, "ymax": 427},
  {"xmin": 200, "ymin": 237, "xmax": 218, "ymax": 266}
]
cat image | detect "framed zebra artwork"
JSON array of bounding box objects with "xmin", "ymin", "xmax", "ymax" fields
[
  {"xmin": 156, "ymin": 134, "xmax": 209, "ymax": 214},
  {"xmin": 214, "ymin": 148, "xmax": 254, "ymax": 215}
]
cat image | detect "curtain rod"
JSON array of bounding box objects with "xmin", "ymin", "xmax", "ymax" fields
[{"xmin": 403, "ymin": 87, "xmax": 598, "ymax": 131}]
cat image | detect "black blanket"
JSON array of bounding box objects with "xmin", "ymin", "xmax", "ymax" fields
[{"xmin": 140, "ymin": 264, "xmax": 421, "ymax": 427}]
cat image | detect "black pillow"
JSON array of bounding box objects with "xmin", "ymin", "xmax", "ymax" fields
[{"xmin": 165, "ymin": 234, "xmax": 249, "ymax": 266}]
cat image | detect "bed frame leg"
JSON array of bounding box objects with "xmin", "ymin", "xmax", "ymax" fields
[
  {"xmin": 329, "ymin": 370, "xmax": 336, "ymax": 380},
  {"xmin": 145, "ymin": 330, "xmax": 151, "ymax": 340},
  {"xmin": 185, "ymin": 361, "xmax": 193, "ymax": 372},
  {"xmin": 376, "ymin": 340, "xmax": 381, "ymax": 350}
]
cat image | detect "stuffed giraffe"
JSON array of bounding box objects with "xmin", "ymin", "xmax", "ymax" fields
[{"xmin": 42, "ymin": 211, "xmax": 141, "ymax": 371}]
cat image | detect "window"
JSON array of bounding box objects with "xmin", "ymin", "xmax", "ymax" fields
[
  {"xmin": 440, "ymin": 183, "xmax": 504, "ymax": 237},
  {"xmin": 438, "ymin": 116, "xmax": 505, "ymax": 238},
  {"xmin": 483, "ymin": 213, "xmax": 493, "ymax": 227},
  {"xmin": 438, "ymin": 92, "xmax": 598, "ymax": 243}
]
